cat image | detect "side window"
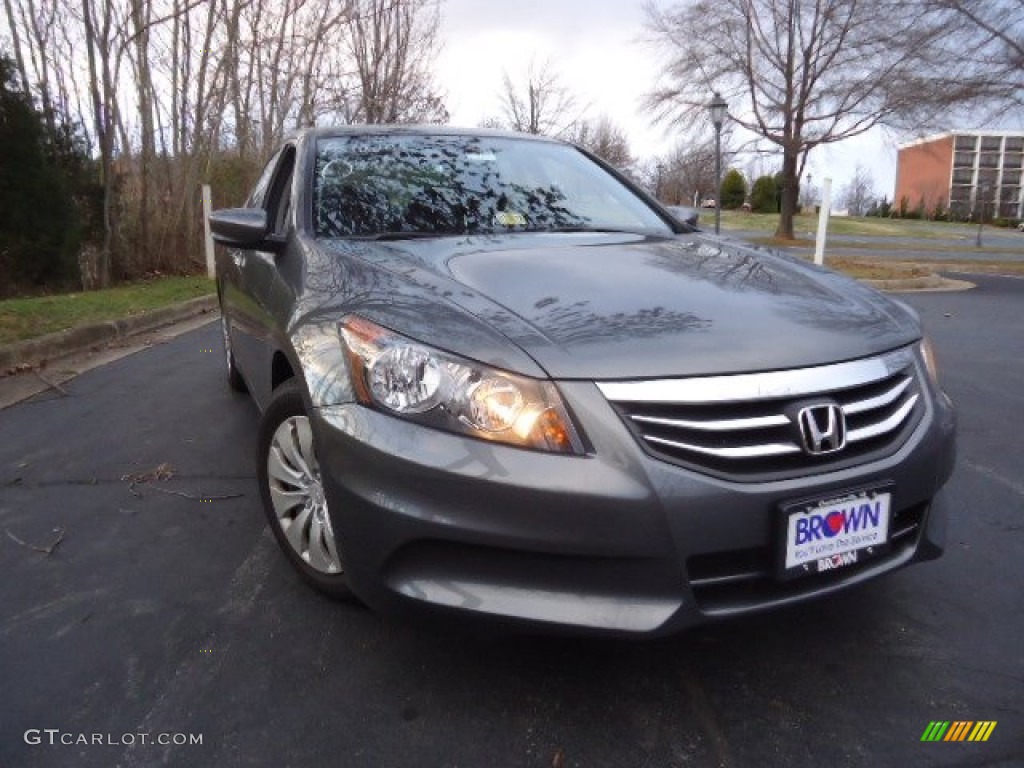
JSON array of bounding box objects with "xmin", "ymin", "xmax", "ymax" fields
[
  {"xmin": 246, "ymin": 150, "xmax": 283, "ymax": 209},
  {"xmin": 266, "ymin": 148, "xmax": 296, "ymax": 236}
]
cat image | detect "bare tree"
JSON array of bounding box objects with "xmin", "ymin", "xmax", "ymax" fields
[
  {"xmin": 5, "ymin": 0, "xmax": 59, "ymax": 133},
  {"xmin": 913, "ymin": 0, "xmax": 1023, "ymax": 117},
  {"xmin": 2, "ymin": 0, "xmax": 33, "ymax": 95},
  {"xmin": 499, "ymin": 59, "xmax": 580, "ymax": 138},
  {"xmin": 80, "ymin": 0, "xmax": 128, "ymax": 285},
  {"xmin": 840, "ymin": 164, "xmax": 875, "ymax": 217},
  {"xmin": 346, "ymin": 0, "xmax": 447, "ymax": 124},
  {"xmin": 643, "ymin": 0, "xmax": 977, "ymax": 239},
  {"xmin": 570, "ymin": 116, "xmax": 632, "ymax": 169},
  {"xmin": 476, "ymin": 115, "xmax": 506, "ymax": 130},
  {"xmin": 649, "ymin": 140, "xmax": 724, "ymax": 206}
]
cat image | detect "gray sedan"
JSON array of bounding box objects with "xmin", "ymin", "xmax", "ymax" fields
[{"xmin": 210, "ymin": 126, "xmax": 956, "ymax": 635}]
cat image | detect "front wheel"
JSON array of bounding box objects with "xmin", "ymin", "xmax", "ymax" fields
[{"xmin": 257, "ymin": 379, "xmax": 353, "ymax": 598}]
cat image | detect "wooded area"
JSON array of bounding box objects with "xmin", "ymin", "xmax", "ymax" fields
[{"xmin": 1, "ymin": 0, "xmax": 444, "ymax": 294}]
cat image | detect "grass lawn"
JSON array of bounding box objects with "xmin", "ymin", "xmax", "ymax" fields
[
  {"xmin": 0, "ymin": 275, "xmax": 214, "ymax": 345},
  {"xmin": 744, "ymin": 235, "xmax": 1024, "ymax": 256},
  {"xmin": 717, "ymin": 210, "xmax": 1019, "ymax": 239},
  {"xmin": 824, "ymin": 258, "xmax": 934, "ymax": 280}
]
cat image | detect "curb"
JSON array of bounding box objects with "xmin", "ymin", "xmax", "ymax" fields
[
  {"xmin": 861, "ymin": 274, "xmax": 975, "ymax": 292},
  {"xmin": 0, "ymin": 295, "xmax": 218, "ymax": 374}
]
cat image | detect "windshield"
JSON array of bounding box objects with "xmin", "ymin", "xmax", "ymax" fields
[{"xmin": 313, "ymin": 134, "xmax": 673, "ymax": 238}]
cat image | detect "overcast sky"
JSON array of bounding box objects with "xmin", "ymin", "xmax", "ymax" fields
[{"xmin": 435, "ymin": 0, "xmax": 902, "ymax": 201}]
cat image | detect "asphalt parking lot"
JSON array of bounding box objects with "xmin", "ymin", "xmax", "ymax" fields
[{"xmin": 1, "ymin": 272, "xmax": 1021, "ymax": 767}]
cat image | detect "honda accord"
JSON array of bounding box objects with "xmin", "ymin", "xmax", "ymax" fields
[{"xmin": 210, "ymin": 126, "xmax": 956, "ymax": 635}]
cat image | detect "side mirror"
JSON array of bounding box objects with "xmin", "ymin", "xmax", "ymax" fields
[
  {"xmin": 209, "ymin": 208, "xmax": 273, "ymax": 248},
  {"xmin": 664, "ymin": 205, "xmax": 700, "ymax": 228}
]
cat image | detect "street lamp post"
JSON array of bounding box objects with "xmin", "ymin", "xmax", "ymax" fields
[
  {"xmin": 708, "ymin": 91, "xmax": 728, "ymax": 235},
  {"xmin": 975, "ymin": 184, "xmax": 988, "ymax": 248}
]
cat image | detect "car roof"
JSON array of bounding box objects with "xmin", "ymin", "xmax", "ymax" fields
[{"xmin": 292, "ymin": 124, "xmax": 567, "ymax": 146}]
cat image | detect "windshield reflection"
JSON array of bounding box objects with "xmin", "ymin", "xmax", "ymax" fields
[{"xmin": 314, "ymin": 134, "xmax": 671, "ymax": 238}]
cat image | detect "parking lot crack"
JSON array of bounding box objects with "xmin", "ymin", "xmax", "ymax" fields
[
  {"xmin": 119, "ymin": 463, "xmax": 250, "ymax": 501},
  {"xmin": 675, "ymin": 663, "xmax": 733, "ymax": 768},
  {"xmin": 118, "ymin": 529, "xmax": 275, "ymax": 767},
  {"xmin": 964, "ymin": 460, "xmax": 1024, "ymax": 498},
  {"xmin": 5, "ymin": 525, "xmax": 65, "ymax": 555}
]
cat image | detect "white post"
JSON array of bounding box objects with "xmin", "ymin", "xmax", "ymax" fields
[
  {"xmin": 202, "ymin": 184, "xmax": 215, "ymax": 279},
  {"xmin": 813, "ymin": 177, "xmax": 832, "ymax": 266}
]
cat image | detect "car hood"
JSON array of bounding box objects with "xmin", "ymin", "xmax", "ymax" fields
[{"xmin": 319, "ymin": 233, "xmax": 921, "ymax": 380}]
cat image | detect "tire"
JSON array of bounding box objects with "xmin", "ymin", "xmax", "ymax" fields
[
  {"xmin": 257, "ymin": 378, "xmax": 353, "ymax": 599},
  {"xmin": 219, "ymin": 306, "xmax": 247, "ymax": 393}
]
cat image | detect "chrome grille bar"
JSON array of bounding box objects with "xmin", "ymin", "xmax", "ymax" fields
[
  {"xmin": 630, "ymin": 413, "xmax": 790, "ymax": 432},
  {"xmin": 843, "ymin": 376, "xmax": 912, "ymax": 415},
  {"xmin": 847, "ymin": 395, "xmax": 919, "ymax": 444},
  {"xmin": 598, "ymin": 347, "xmax": 924, "ymax": 478},
  {"xmin": 596, "ymin": 348, "xmax": 915, "ymax": 404},
  {"xmin": 645, "ymin": 435, "xmax": 801, "ymax": 459}
]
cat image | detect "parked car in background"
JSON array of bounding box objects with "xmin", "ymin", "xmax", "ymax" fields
[
  {"xmin": 210, "ymin": 126, "xmax": 956, "ymax": 636},
  {"xmin": 701, "ymin": 198, "xmax": 717, "ymax": 208}
]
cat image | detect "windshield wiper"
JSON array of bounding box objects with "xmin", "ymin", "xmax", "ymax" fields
[
  {"xmin": 539, "ymin": 226, "xmax": 644, "ymax": 235},
  {"xmin": 348, "ymin": 227, "xmax": 649, "ymax": 240},
  {"xmin": 359, "ymin": 231, "xmax": 454, "ymax": 241}
]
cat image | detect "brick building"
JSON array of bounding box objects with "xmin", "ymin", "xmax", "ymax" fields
[{"xmin": 894, "ymin": 131, "xmax": 1024, "ymax": 220}]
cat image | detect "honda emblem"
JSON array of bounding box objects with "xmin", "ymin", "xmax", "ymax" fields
[{"xmin": 797, "ymin": 403, "xmax": 846, "ymax": 455}]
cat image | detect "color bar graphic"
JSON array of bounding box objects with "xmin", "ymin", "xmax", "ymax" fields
[
  {"xmin": 921, "ymin": 721, "xmax": 996, "ymax": 742},
  {"xmin": 944, "ymin": 722, "xmax": 973, "ymax": 741},
  {"xmin": 967, "ymin": 722, "xmax": 997, "ymax": 742}
]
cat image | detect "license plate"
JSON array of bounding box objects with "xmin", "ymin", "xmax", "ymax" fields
[{"xmin": 779, "ymin": 488, "xmax": 891, "ymax": 580}]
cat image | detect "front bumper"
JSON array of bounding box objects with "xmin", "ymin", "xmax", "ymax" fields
[{"xmin": 312, "ymin": 381, "xmax": 956, "ymax": 636}]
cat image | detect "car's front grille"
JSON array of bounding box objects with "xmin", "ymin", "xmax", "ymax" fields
[
  {"xmin": 596, "ymin": 347, "xmax": 925, "ymax": 482},
  {"xmin": 685, "ymin": 502, "xmax": 929, "ymax": 614}
]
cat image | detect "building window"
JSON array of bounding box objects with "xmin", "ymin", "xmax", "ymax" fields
[
  {"xmin": 1002, "ymin": 170, "xmax": 1022, "ymax": 186},
  {"xmin": 978, "ymin": 169, "xmax": 999, "ymax": 186},
  {"xmin": 954, "ymin": 152, "xmax": 975, "ymax": 167},
  {"xmin": 999, "ymin": 200, "xmax": 1020, "ymax": 218},
  {"xmin": 980, "ymin": 136, "xmax": 1003, "ymax": 152},
  {"xmin": 952, "ymin": 169, "xmax": 974, "ymax": 184},
  {"xmin": 1003, "ymin": 152, "xmax": 1023, "ymax": 170},
  {"xmin": 949, "ymin": 200, "xmax": 971, "ymax": 219},
  {"xmin": 954, "ymin": 135, "xmax": 977, "ymax": 151},
  {"xmin": 978, "ymin": 153, "xmax": 999, "ymax": 169},
  {"xmin": 1005, "ymin": 137, "xmax": 1024, "ymax": 153}
]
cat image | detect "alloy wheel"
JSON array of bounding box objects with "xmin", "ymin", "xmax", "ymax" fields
[{"xmin": 266, "ymin": 416, "xmax": 343, "ymax": 574}]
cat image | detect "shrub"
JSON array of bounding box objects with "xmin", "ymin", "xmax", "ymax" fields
[
  {"xmin": 0, "ymin": 54, "xmax": 84, "ymax": 295},
  {"xmin": 720, "ymin": 168, "xmax": 747, "ymax": 210},
  {"xmin": 750, "ymin": 175, "xmax": 778, "ymax": 213}
]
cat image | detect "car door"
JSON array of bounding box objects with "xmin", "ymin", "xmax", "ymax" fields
[
  {"xmin": 219, "ymin": 148, "xmax": 281, "ymax": 380},
  {"xmin": 229, "ymin": 146, "xmax": 297, "ymax": 409}
]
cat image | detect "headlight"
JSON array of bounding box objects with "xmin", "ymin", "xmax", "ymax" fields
[
  {"xmin": 920, "ymin": 336, "xmax": 940, "ymax": 385},
  {"xmin": 340, "ymin": 316, "xmax": 585, "ymax": 454}
]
